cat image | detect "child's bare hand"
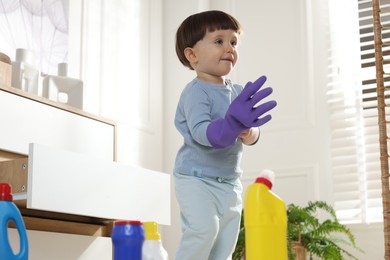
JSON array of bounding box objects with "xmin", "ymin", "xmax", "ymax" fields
[{"xmin": 239, "ymin": 129, "xmax": 252, "ymax": 138}]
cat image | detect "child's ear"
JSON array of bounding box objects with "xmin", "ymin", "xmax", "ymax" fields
[{"xmin": 184, "ymin": 47, "xmax": 198, "ymax": 64}]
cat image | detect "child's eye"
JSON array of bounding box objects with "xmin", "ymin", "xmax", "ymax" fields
[
  {"xmin": 215, "ymin": 39, "xmax": 224, "ymax": 45},
  {"xmin": 231, "ymin": 40, "xmax": 237, "ymax": 47}
]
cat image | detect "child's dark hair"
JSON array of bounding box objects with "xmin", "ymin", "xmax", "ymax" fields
[{"xmin": 175, "ymin": 10, "xmax": 242, "ymax": 70}]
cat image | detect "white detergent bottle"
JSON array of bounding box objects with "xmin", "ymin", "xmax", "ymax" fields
[{"xmin": 142, "ymin": 222, "xmax": 168, "ymax": 260}]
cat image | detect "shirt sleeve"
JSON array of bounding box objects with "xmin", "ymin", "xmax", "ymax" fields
[{"xmin": 179, "ymin": 85, "xmax": 213, "ymax": 147}]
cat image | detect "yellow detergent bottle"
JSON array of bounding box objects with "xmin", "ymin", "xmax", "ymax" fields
[{"xmin": 244, "ymin": 169, "xmax": 287, "ymax": 260}]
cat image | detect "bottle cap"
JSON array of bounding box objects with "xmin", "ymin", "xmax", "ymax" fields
[
  {"xmin": 0, "ymin": 183, "xmax": 13, "ymax": 201},
  {"xmin": 114, "ymin": 220, "xmax": 142, "ymax": 226},
  {"xmin": 255, "ymin": 169, "xmax": 275, "ymax": 189},
  {"xmin": 143, "ymin": 221, "xmax": 161, "ymax": 240}
]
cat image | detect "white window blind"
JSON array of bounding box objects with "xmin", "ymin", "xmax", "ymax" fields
[{"xmin": 327, "ymin": 0, "xmax": 385, "ymax": 224}]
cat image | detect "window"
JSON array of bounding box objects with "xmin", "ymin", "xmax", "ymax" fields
[
  {"xmin": 328, "ymin": 0, "xmax": 389, "ymax": 224},
  {"xmin": 0, "ymin": 0, "xmax": 69, "ymax": 75}
]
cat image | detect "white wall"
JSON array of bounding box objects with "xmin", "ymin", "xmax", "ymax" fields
[{"xmin": 162, "ymin": 0, "xmax": 384, "ymax": 259}]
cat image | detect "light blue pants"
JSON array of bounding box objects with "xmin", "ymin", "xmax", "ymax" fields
[{"xmin": 173, "ymin": 172, "xmax": 243, "ymax": 260}]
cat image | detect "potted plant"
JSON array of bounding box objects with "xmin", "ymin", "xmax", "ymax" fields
[
  {"xmin": 233, "ymin": 201, "xmax": 363, "ymax": 260},
  {"xmin": 287, "ymin": 201, "xmax": 363, "ymax": 259}
]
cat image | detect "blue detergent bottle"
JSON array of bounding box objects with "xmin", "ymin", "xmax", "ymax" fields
[
  {"xmin": 112, "ymin": 220, "xmax": 145, "ymax": 260},
  {"xmin": 0, "ymin": 183, "xmax": 28, "ymax": 260}
]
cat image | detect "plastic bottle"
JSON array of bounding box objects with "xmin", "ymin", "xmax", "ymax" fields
[
  {"xmin": 0, "ymin": 183, "xmax": 29, "ymax": 260},
  {"xmin": 142, "ymin": 221, "xmax": 168, "ymax": 260},
  {"xmin": 244, "ymin": 169, "xmax": 287, "ymax": 260},
  {"xmin": 111, "ymin": 220, "xmax": 145, "ymax": 260}
]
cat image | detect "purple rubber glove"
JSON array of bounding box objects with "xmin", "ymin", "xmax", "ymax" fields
[{"xmin": 207, "ymin": 76, "xmax": 277, "ymax": 148}]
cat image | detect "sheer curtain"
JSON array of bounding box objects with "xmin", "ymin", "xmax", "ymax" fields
[
  {"xmin": 70, "ymin": 0, "xmax": 163, "ymax": 166},
  {"xmin": 0, "ymin": 0, "xmax": 68, "ymax": 75}
]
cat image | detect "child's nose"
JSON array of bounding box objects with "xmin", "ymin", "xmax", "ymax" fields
[{"xmin": 226, "ymin": 44, "xmax": 234, "ymax": 53}]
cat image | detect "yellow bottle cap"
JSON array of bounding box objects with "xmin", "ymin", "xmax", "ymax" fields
[{"xmin": 143, "ymin": 221, "xmax": 161, "ymax": 240}]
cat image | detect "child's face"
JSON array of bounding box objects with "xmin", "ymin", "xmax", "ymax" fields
[{"xmin": 189, "ymin": 29, "xmax": 239, "ymax": 83}]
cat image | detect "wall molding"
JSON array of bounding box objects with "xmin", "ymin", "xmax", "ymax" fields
[{"xmin": 242, "ymin": 164, "xmax": 320, "ymax": 205}]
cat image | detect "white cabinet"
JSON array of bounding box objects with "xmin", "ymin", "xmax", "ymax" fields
[{"xmin": 0, "ymin": 84, "xmax": 170, "ymax": 236}]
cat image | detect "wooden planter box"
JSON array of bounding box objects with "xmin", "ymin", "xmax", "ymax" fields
[{"xmin": 292, "ymin": 241, "xmax": 307, "ymax": 260}]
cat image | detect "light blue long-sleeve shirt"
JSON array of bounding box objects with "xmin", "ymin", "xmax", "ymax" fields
[{"xmin": 173, "ymin": 78, "xmax": 244, "ymax": 179}]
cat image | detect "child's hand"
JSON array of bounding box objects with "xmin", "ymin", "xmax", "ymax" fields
[
  {"xmin": 239, "ymin": 129, "xmax": 251, "ymax": 138},
  {"xmin": 240, "ymin": 127, "xmax": 260, "ymax": 145}
]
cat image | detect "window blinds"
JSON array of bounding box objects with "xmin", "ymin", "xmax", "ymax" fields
[{"xmin": 327, "ymin": 0, "xmax": 384, "ymax": 224}]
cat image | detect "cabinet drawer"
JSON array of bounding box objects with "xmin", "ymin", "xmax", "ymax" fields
[
  {"xmin": 1, "ymin": 144, "xmax": 170, "ymax": 236},
  {"xmin": 1, "ymin": 148, "xmax": 114, "ymax": 236},
  {"xmin": 27, "ymin": 143, "xmax": 170, "ymax": 225},
  {"xmin": 0, "ymin": 85, "xmax": 116, "ymax": 161}
]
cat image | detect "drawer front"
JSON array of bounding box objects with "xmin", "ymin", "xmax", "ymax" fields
[
  {"xmin": 28, "ymin": 143, "xmax": 170, "ymax": 225},
  {"xmin": 0, "ymin": 90, "xmax": 115, "ymax": 161}
]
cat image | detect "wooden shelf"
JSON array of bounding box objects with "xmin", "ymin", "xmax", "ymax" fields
[{"xmin": 14, "ymin": 200, "xmax": 113, "ymax": 237}]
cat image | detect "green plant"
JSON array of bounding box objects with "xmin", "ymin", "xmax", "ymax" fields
[
  {"xmin": 233, "ymin": 201, "xmax": 363, "ymax": 260},
  {"xmin": 287, "ymin": 201, "xmax": 362, "ymax": 260}
]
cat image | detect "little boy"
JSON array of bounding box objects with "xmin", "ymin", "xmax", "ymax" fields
[{"xmin": 173, "ymin": 10, "xmax": 277, "ymax": 259}]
